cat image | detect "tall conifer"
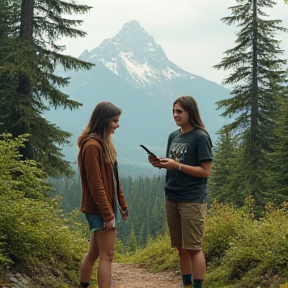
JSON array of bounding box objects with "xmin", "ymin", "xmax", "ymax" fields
[
  {"xmin": 213, "ymin": 0, "xmax": 287, "ymax": 208},
  {"xmin": 266, "ymin": 95, "xmax": 288, "ymax": 204},
  {"xmin": 0, "ymin": 1, "xmax": 17, "ymax": 128},
  {"xmin": 0, "ymin": 0, "xmax": 93, "ymax": 177},
  {"xmin": 209, "ymin": 131, "xmax": 246, "ymax": 206}
]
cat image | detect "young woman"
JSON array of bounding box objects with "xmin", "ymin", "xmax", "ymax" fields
[
  {"xmin": 149, "ymin": 95, "xmax": 213, "ymax": 288},
  {"xmin": 77, "ymin": 102, "xmax": 128, "ymax": 288}
]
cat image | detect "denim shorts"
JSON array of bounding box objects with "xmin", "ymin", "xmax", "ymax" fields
[
  {"xmin": 84, "ymin": 213, "xmax": 104, "ymax": 233},
  {"xmin": 165, "ymin": 199, "xmax": 206, "ymax": 250}
]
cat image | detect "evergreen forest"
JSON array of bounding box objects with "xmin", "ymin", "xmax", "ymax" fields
[{"xmin": 1, "ymin": 0, "xmax": 288, "ymax": 288}]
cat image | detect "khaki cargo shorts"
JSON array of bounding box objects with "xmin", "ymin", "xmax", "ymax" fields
[{"xmin": 165, "ymin": 199, "xmax": 206, "ymax": 250}]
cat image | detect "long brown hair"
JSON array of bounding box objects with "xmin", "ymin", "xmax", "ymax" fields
[
  {"xmin": 173, "ymin": 95, "xmax": 208, "ymax": 133},
  {"xmin": 174, "ymin": 95, "xmax": 212, "ymax": 147},
  {"xmin": 77, "ymin": 102, "xmax": 122, "ymax": 161}
]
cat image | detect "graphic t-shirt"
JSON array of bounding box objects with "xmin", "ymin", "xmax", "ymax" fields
[{"xmin": 164, "ymin": 128, "xmax": 213, "ymax": 203}]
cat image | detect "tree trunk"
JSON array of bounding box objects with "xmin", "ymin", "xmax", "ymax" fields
[
  {"xmin": 20, "ymin": 0, "xmax": 34, "ymax": 40},
  {"xmin": 251, "ymin": 0, "xmax": 259, "ymax": 141},
  {"xmin": 250, "ymin": 0, "xmax": 261, "ymax": 204},
  {"xmin": 18, "ymin": 0, "xmax": 34, "ymax": 159}
]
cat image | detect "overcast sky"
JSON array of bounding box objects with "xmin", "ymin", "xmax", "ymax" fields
[{"xmin": 61, "ymin": 0, "xmax": 288, "ymax": 85}]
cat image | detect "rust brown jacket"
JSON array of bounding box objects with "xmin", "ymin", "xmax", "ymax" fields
[{"xmin": 78, "ymin": 135, "xmax": 128, "ymax": 222}]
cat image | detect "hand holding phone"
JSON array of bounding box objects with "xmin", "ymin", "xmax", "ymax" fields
[
  {"xmin": 140, "ymin": 145, "xmax": 157, "ymax": 157},
  {"xmin": 140, "ymin": 145, "xmax": 161, "ymax": 170}
]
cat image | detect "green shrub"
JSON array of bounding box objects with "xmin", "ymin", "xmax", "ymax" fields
[
  {"xmin": 204, "ymin": 201, "xmax": 253, "ymax": 265},
  {"xmin": 128, "ymin": 234, "xmax": 178, "ymax": 272},
  {"xmin": 206, "ymin": 202, "xmax": 288, "ymax": 287},
  {"xmin": 0, "ymin": 134, "xmax": 87, "ymax": 285}
]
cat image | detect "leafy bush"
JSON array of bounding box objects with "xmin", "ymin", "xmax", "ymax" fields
[
  {"xmin": 128, "ymin": 234, "xmax": 178, "ymax": 272},
  {"xmin": 205, "ymin": 202, "xmax": 288, "ymax": 287},
  {"xmin": 203, "ymin": 201, "xmax": 252, "ymax": 264},
  {"xmin": 0, "ymin": 134, "xmax": 87, "ymax": 285}
]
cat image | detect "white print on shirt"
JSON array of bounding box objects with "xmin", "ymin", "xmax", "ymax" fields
[{"xmin": 169, "ymin": 143, "xmax": 188, "ymax": 163}]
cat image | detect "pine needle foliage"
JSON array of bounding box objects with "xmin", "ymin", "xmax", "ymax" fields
[
  {"xmin": 213, "ymin": 0, "xmax": 288, "ymax": 208},
  {"xmin": 0, "ymin": 0, "xmax": 94, "ymax": 177},
  {"xmin": 209, "ymin": 131, "xmax": 246, "ymax": 206},
  {"xmin": 266, "ymin": 94, "xmax": 288, "ymax": 204}
]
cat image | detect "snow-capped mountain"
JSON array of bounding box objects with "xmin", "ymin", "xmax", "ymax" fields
[
  {"xmin": 47, "ymin": 20, "xmax": 231, "ymax": 176},
  {"xmin": 79, "ymin": 20, "xmax": 196, "ymax": 97}
]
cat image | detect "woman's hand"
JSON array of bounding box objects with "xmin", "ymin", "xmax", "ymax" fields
[
  {"xmin": 121, "ymin": 208, "xmax": 129, "ymax": 221},
  {"xmin": 103, "ymin": 218, "xmax": 116, "ymax": 230},
  {"xmin": 148, "ymin": 156, "xmax": 178, "ymax": 170},
  {"xmin": 148, "ymin": 155, "xmax": 161, "ymax": 168},
  {"xmin": 157, "ymin": 158, "xmax": 178, "ymax": 170}
]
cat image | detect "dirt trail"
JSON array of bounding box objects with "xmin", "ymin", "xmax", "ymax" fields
[{"xmin": 112, "ymin": 263, "xmax": 181, "ymax": 288}]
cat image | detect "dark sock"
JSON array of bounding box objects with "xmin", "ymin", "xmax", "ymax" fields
[
  {"xmin": 193, "ymin": 279, "xmax": 204, "ymax": 288},
  {"xmin": 80, "ymin": 282, "xmax": 89, "ymax": 288},
  {"xmin": 182, "ymin": 274, "xmax": 192, "ymax": 285}
]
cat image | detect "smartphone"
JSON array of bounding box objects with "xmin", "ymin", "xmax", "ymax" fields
[{"xmin": 140, "ymin": 145, "xmax": 157, "ymax": 157}]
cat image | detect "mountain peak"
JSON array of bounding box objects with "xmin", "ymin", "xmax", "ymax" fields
[
  {"xmin": 79, "ymin": 20, "xmax": 195, "ymax": 92},
  {"xmin": 115, "ymin": 20, "xmax": 150, "ymax": 42},
  {"xmin": 83, "ymin": 19, "xmax": 167, "ymax": 64},
  {"xmin": 114, "ymin": 20, "xmax": 152, "ymax": 46},
  {"xmin": 123, "ymin": 20, "xmax": 142, "ymax": 30}
]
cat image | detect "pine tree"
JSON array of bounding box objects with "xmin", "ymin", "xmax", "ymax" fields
[
  {"xmin": 213, "ymin": 0, "xmax": 287, "ymax": 208},
  {"xmin": 209, "ymin": 131, "xmax": 246, "ymax": 206},
  {"xmin": 0, "ymin": 0, "xmax": 93, "ymax": 177},
  {"xmin": 128, "ymin": 228, "xmax": 137, "ymax": 252},
  {"xmin": 266, "ymin": 94, "xmax": 288, "ymax": 205},
  {"xmin": 0, "ymin": 1, "xmax": 9, "ymax": 51},
  {"xmin": 0, "ymin": 1, "xmax": 18, "ymax": 128}
]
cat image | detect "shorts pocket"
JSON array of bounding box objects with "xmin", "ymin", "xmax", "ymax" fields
[{"xmin": 181, "ymin": 203, "xmax": 204, "ymax": 220}]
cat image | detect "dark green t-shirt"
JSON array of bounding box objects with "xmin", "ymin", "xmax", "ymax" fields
[{"xmin": 164, "ymin": 128, "xmax": 213, "ymax": 203}]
